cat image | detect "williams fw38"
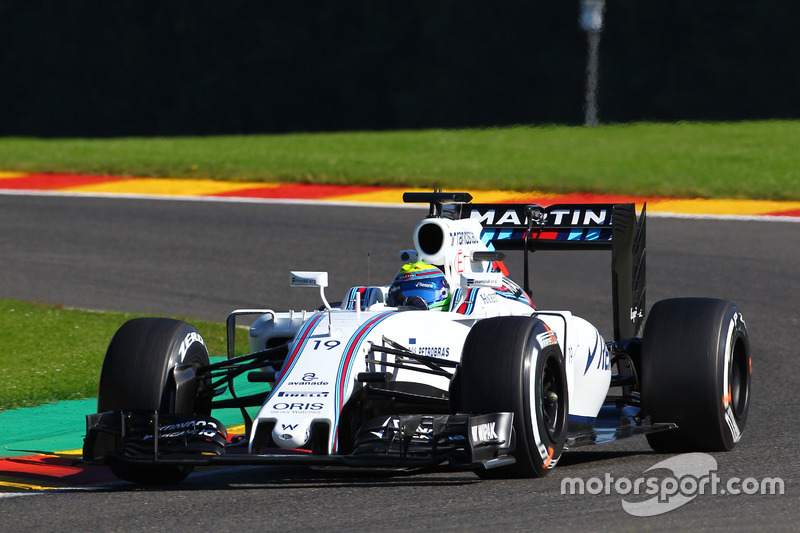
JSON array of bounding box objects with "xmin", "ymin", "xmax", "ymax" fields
[{"xmin": 82, "ymin": 191, "xmax": 751, "ymax": 484}]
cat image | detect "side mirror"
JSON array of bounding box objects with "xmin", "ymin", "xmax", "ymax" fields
[{"xmin": 290, "ymin": 271, "xmax": 332, "ymax": 310}]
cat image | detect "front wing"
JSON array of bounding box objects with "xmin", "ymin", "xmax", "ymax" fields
[{"xmin": 81, "ymin": 410, "xmax": 516, "ymax": 472}]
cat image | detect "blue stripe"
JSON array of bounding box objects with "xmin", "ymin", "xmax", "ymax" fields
[
  {"xmin": 333, "ymin": 311, "xmax": 397, "ymax": 450},
  {"xmin": 271, "ymin": 313, "xmax": 324, "ymax": 389},
  {"xmin": 480, "ymin": 229, "xmax": 497, "ymax": 247},
  {"xmin": 583, "ymin": 333, "xmax": 602, "ymax": 375}
]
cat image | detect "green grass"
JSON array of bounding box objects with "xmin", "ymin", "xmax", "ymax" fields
[
  {"xmin": 2, "ymin": 121, "xmax": 799, "ymax": 200},
  {"xmin": 0, "ymin": 299, "xmax": 242, "ymax": 412}
]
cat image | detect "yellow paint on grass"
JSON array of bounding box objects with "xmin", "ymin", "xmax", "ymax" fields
[
  {"xmin": 0, "ymin": 171, "xmax": 27, "ymax": 179},
  {"xmin": 649, "ymin": 198, "xmax": 800, "ymax": 216},
  {"xmin": 55, "ymin": 449, "xmax": 83, "ymax": 457},
  {"xmin": 329, "ymin": 187, "xmax": 420, "ymax": 203},
  {"xmin": 1, "ymin": 479, "xmax": 61, "ymax": 491},
  {"xmin": 227, "ymin": 424, "xmax": 246, "ymax": 435},
  {"xmin": 64, "ymin": 178, "xmax": 277, "ymax": 196},
  {"xmin": 330, "ymin": 188, "xmax": 560, "ymax": 204}
]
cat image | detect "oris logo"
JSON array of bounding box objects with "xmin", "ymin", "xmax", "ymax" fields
[{"xmin": 272, "ymin": 402, "xmax": 324, "ymax": 411}]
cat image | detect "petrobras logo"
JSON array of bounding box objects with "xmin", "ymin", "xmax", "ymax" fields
[
  {"xmin": 411, "ymin": 345, "xmax": 451, "ymax": 358},
  {"xmin": 415, "ymin": 281, "xmax": 436, "ymax": 289}
]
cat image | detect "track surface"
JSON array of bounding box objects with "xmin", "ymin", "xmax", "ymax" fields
[{"xmin": 0, "ymin": 195, "xmax": 798, "ymax": 531}]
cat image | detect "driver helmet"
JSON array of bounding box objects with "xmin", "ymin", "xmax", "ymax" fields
[{"xmin": 388, "ymin": 261, "xmax": 451, "ymax": 311}]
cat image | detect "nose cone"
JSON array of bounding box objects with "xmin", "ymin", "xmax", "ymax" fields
[{"xmin": 272, "ymin": 421, "xmax": 312, "ymax": 449}]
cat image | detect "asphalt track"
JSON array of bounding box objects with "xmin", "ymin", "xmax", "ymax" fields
[{"xmin": 0, "ymin": 193, "xmax": 798, "ymax": 531}]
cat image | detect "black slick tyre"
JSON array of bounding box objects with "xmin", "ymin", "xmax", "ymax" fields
[
  {"xmin": 97, "ymin": 317, "xmax": 210, "ymax": 484},
  {"xmin": 459, "ymin": 316, "xmax": 568, "ymax": 478},
  {"xmin": 642, "ymin": 298, "xmax": 750, "ymax": 452}
]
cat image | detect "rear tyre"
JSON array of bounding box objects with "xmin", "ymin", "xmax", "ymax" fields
[
  {"xmin": 98, "ymin": 317, "xmax": 210, "ymax": 484},
  {"xmin": 642, "ymin": 298, "xmax": 750, "ymax": 452},
  {"xmin": 459, "ymin": 316, "xmax": 568, "ymax": 478}
]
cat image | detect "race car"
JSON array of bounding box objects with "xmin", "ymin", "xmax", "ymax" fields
[{"xmin": 82, "ymin": 190, "xmax": 751, "ymax": 484}]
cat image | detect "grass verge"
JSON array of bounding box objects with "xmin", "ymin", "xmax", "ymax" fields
[
  {"xmin": 0, "ymin": 299, "xmax": 242, "ymax": 412},
  {"xmin": 1, "ymin": 121, "xmax": 799, "ymax": 200}
]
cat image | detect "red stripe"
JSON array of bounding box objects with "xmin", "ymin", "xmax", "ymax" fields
[
  {"xmin": 337, "ymin": 313, "xmax": 388, "ymax": 401},
  {"xmin": 0, "ymin": 455, "xmax": 117, "ymax": 486},
  {"xmin": 535, "ymin": 230, "xmax": 560, "ymax": 240},
  {"xmin": 334, "ymin": 312, "xmax": 395, "ymax": 449},
  {"xmin": 766, "ymin": 209, "xmax": 800, "ymax": 217},
  {"xmin": 501, "ymin": 192, "xmax": 664, "ymax": 205},
  {"xmin": 275, "ymin": 314, "xmax": 324, "ymax": 383},
  {"xmin": 212, "ymin": 183, "xmax": 387, "ymax": 199},
  {"xmin": 0, "ymin": 173, "xmax": 123, "ymax": 190}
]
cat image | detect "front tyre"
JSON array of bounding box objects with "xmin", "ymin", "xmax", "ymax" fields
[
  {"xmin": 459, "ymin": 317, "xmax": 568, "ymax": 478},
  {"xmin": 97, "ymin": 317, "xmax": 210, "ymax": 484},
  {"xmin": 642, "ymin": 298, "xmax": 750, "ymax": 452}
]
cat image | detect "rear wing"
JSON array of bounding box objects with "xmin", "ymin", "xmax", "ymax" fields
[
  {"xmin": 403, "ymin": 192, "xmax": 646, "ymax": 341},
  {"xmin": 462, "ymin": 203, "xmax": 646, "ymax": 341}
]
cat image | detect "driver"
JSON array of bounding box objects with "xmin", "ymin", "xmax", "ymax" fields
[{"xmin": 387, "ymin": 261, "xmax": 451, "ymax": 311}]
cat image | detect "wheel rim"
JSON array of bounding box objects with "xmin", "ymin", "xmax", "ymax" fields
[
  {"xmin": 541, "ymin": 355, "xmax": 565, "ymax": 438},
  {"xmin": 728, "ymin": 338, "xmax": 749, "ymax": 420}
]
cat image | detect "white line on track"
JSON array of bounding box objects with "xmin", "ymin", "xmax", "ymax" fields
[{"xmin": 2, "ymin": 189, "xmax": 799, "ymax": 223}]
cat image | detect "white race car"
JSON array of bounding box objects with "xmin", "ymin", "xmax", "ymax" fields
[{"xmin": 83, "ymin": 191, "xmax": 751, "ymax": 484}]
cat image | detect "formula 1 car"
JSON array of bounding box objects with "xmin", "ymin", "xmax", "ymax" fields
[{"xmin": 82, "ymin": 191, "xmax": 751, "ymax": 484}]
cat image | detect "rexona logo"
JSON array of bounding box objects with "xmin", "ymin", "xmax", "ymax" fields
[
  {"xmin": 143, "ymin": 418, "xmax": 219, "ymax": 440},
  {"xmin": 470, "ymin": 422, "xmax": 498, "ymax": 444}
]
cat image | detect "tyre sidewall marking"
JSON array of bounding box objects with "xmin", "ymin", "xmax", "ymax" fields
[
  {"xmin": 526, "ymin": 334, "xmax": 559, "ymax": 470},
  {"xmin": 721, "ymin": 311, "xmax": 745, "ymax": 444},
  {"xmin": 178, "ymin": 330, "xmax": 206, "ymax": 363}
]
